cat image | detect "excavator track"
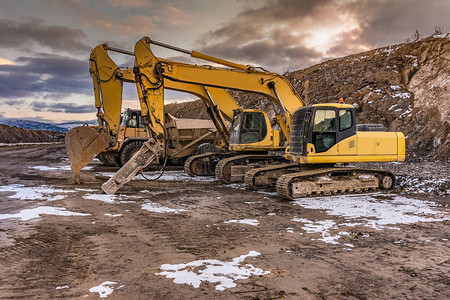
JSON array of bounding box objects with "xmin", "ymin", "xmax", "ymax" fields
[
  {"xmin": 244, "ymin": 163, "xmax": 299, "ymax": 189},
  {"xmin": 215, "ymin": 154, "xmax": 286, "ymax": 183},
  {"xmin": 275, "ymin": 168, "xmax": 396, "ymax": 200},
  {"xmin": 184, "ymin": 152, "xmax": 226, "ymax": 177}
]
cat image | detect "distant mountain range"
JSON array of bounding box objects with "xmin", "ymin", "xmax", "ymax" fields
[{"xmin": 0, "ymin": 119, "xmax": 97, "ymax": 133}]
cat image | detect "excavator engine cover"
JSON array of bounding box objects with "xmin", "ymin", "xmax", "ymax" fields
[{"xmin": 65, "ymin": 126, "xmax": 109, "ymax": 183}]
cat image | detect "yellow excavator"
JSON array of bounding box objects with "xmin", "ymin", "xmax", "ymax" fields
[
  {"xmin": 66, "ymin": 43, "xmax": 239, "ymax": 183},
  {"xmin": 131, "ymin": 37, "xmax": 306, "ymax": 184},
  {"xmin": 114, "ymin": 37, "xmax": 404, "ymax": 198}
]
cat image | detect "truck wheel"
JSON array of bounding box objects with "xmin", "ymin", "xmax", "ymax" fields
[
  {"xmin": 194, "ymin": 143, "xmax": 219, "ymax": 155},
  {"xmin": 98, "ymin": 153, "xmax": 120, "ymax": 167},
  {"xmin": 97, "ymin": 153, "xmax": 109, "ymax": 165},
  {"xmin": 120, "ymin": 141, "xmax": 144, "ymax": 166}
]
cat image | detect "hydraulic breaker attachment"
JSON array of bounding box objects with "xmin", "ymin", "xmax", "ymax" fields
[
  {"xmin": 65, "ymin": 126, "xmax": 109, "ymax": 184},
  {"xmin": 102, "ymin": 139, "xmax": 163, "ymax": 194}
]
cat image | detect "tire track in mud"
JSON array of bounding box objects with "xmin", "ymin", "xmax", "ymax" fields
[{"xmin": 0, "ymin": 221, "xmax": 116, "ymax": 299}]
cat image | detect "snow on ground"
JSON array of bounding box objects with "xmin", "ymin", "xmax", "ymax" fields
[
  {"xmin": 55, "ymin": 286, "xmax": 69, "ymax": 290},
  {"xmin": 104, "ymin": 213, "xmax": 122, "ymax": 217},
  {"xmin": 0, "ymin": 142, "xmax": 61, "ymax": 147},
  {"xmin": 397, "ymin": 176, "xmax": 450, "ymax": 195},
  {"xmin": 0, "ymin": 206, "xmax": 90, "ymax": 221},
  {"xmin": 291, "ymin": 218, "xmax": 342, "ymax": 244},
  {"xmin": 89, "ymin": 281, "xmax": 120, "ymax": 298},
  {"xmin": 156, "ymin": 251, "xmax": 270, "ymax": 291},
  {"xmin": 95, "ymin": 170, "xmax": 216, "ymax": 182},
  {"xmin": 83, "ymin": 193, "xmax": 120, "ymax": 204},
  {"xmin": 141, "ymin": 201, "xmax": 187, "ymax": 213},
  {"xmin": 224, "ymin": 219, "xmax": 260, "ymax": 226},
  {"xmin": 28, "ymin": 165, "xmax": 93, "ymax": 171},
  {"xmin": 0, "ymin": 184, "xmax": 75, "ymax": 201},
  {"xmin": 293, "ymin": 193, "xmax": 450, "ymax": 230},
  {"xmin": 289, "ymin": 193, "xmax": 449, "ymax": 246},
  {"xmin": 293, "ymin": 193, "xmax": 448, "ymax": 230}
]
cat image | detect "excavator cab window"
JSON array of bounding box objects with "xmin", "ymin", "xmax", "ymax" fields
[
  {"xmin": 312, "ymin": 109, "xmax": 336, "ymax": 153},
  {"xmin": 229, "ymin": 111, "xmax": 267, "ymax": 144},
  {"xmin": 339, "ymin": 110, "xmax": 352, "ymax": 131}
]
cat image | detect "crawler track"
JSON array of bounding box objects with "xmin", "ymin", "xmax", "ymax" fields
[
  {"xmin": 275, "ymin": 168, "xmax": 396, "ymax": 199},
  {"xmin": 184, "ymin": 152, "xmax": 221, "ymax": 176},
  {"xmin": 215, "ymin": 154, "xmax": 286, "ymax": 183}
]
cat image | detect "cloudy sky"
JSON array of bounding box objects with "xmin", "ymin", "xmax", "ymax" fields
[{"xmin": 0, "ymin": 0, "xmax": 448, "ymax": 123}]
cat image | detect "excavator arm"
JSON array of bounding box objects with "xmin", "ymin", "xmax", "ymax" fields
[
  {"xmin": 137, "ymin": 37, "xmax": 305, "ymax": 140},
  {"xmin": 66, "ymin": 43, "xmax": 241, "ymax": 188}
]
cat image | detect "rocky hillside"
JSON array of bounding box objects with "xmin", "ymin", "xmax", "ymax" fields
[
  {"xmin": 165, "ymin": 36, "xmax": 449, "ymax": 161},
  {"xmin": 0, "ymin": 124, "xmax": 64, "ymax": 144}
]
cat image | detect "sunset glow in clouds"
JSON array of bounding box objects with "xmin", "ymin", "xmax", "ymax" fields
[{"xmin": 0, "ymin": 0, "xmax": 448, "ymax": 122}]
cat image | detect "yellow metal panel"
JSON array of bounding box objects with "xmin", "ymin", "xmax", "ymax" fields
[
  {"xmin": 300, "ymin": 132, "xmax": 405, "ymax": 164},
  {"xmin": 356, "ymin": 132, "xmax": 398, "ymax": 155},
  {"xmin": 338, "ymin": 135, "xmax": 357, "ymax": 155}
]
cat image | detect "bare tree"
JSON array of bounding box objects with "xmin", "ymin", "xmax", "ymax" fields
[
  {"xmin": 432, "ymin": 26, "xmax": 443, "ymax": 35},
  {"xmin": 412, "ymin": 30, "xmax": 423, "ymax": 41}
]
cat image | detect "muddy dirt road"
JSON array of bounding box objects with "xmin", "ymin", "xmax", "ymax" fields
[{"xmin": 0, "ymin": 144, "xmax": 449, "ymax": 299}]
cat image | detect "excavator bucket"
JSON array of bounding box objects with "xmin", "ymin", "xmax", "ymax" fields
[{"xmin": 65, "ymin": 126, "xmax": 110, "ymax": 184}]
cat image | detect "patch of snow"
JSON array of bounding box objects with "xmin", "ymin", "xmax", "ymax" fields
[
  {"xmin": 0, "ymin": 206, "xmax": 90, "ymax": 221},
  {"xmin": 83, "ymin": 194, "xmax": 119, "ymax": 204},
  {"xmin": 96, "ymin": 171, "xmax": 216, "ymax": 182},
  {"xmin": 74, "ymin": 188, "xmax": 98, "ymax": 192},
  {"xmin": 224, "ymin": 219, "xmax": 259, "ymax": 226},
  {"xmin": 89, "ymin": 281, "xmax": 119, "ymax": 298},
  {"xmin": 390, "ymin": 85, "xmax": 401, "ymax": 91},
  {"xmin": 388, "ymin": 104, "xmax": 398, "ymax": 110},
  {"xmin": 392, "ymin": 92, "xmax": 411, "ymax": 99},
  {"xmin": 0, "ymin": 142, "xmax": 61, "ymax": 147},
  {"xmin": 286, "ymin": 227, "xmax": 294, "ymax": 233},
  {"xmin": 141, "ymin": 202, "xmax": 187, "ymax": 213},
  {"xmin": 104, "ymin": 213, "xmax": 122, "ymax": 217},
  {"xmin": 373, "ymin": 89, "xmax": 383, "ymax": 93},
  {"xmin": 156, "ymin": 251, "xmax": 269, "ymax": 291},
  {"xmin": 397, "ymin": 176, "xmax": 450, "ymax": 195},
  {"xmin": 256, "ymin": 190, "xmax": 278, "ymax": 196},
  {"xmin": 400, "ymin": 106, "xmax": 413, "ymax": 118},
  {"xmin": 56, "ymin": 286, "xmax": 69, "ymax": 290},
  {"xmin": 291, "ymin": 217, "xmax": 341, "ymax": 244},
  {"xmin": 226, "ymin": 183, "xmax": 246, "ymax": 190},
  {"xmin": 0, "ymin": 184, "xmax": 75, "ymax": 201},
  {"xmin": 29, "ymin": 165, "xmax": 93, "ymax": 171},
  {"xmin": 268, "ymin": 213, "xmax": 276, "ymax": 216},
  {"xmin": 292, "ymin": 193, "xmax": 449, "ymax": 231}
]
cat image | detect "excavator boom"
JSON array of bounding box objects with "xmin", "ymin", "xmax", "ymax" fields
[{"xmin": 66, "ymin": 43, "xmax": 240, "ymax": 186}]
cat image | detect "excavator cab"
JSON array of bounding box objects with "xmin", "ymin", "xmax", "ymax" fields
[
  {"xmin": 229, "ymin": 110, "xmax": 268, "ymax": 144},
  {"xmin": 288, "ymin": 103, "xmax": 404, "ymax": 165},
  {"xmin": 228, "ymin": 109, "xmax": 281, "ymax": 152},
  {"xmin": 289, "ymin": 104, "xmax": 356, "ymax": 156},
  {"xmin": 121, "ymin": 109, "xmax": 145, "ymax": 128}
]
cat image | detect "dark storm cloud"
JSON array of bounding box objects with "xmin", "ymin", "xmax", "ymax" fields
[
  {"xmin": 0, "ymin": 18, "xmax": 90, "ymax": 54},
  {"xmin": 4, "ymin": 99, "xmax": 25, "ymax": 106},
  {"xmin": 31, "ymin": 101, "xmax": 95, "ymax": 114},
  {"xmin": 344, "ymin": 0, "xmax": 450, "ymax": 47},
  {"xmin": 197, "ymin": 0, "xmax": 449, "ymax": 71},
  {"xmin": 0, "ymin": 54, "xmax": 91, "ymax": 98},
  {"xmin": 197, "ymin": 0, "xmax": 333, "ymax": 70}
]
